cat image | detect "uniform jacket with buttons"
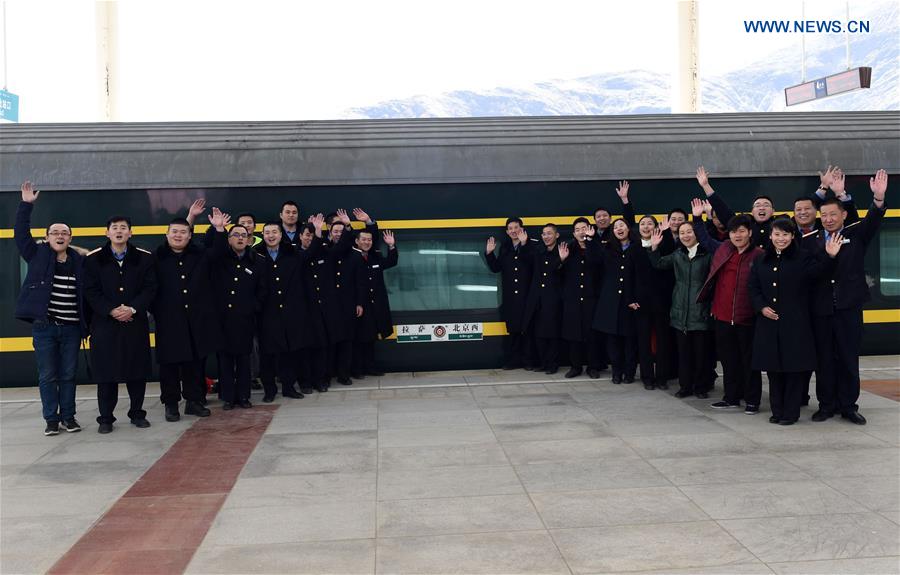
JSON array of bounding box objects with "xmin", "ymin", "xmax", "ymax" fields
[
  {"xmin": 83, "ymin": 242, "xmax": 157, "ymax": 382},
  {"xmin": 560, "ymin": 240, "xmax": 601, "ymax": 342},
  {"xmin": 522, "ymin": 244, "xmax": 563, "ymax": 338},
  {"xmin": 151, "ymin": 236, "xmax": 223, "ymax": 364},
  {"xmin": 305, "ymin": 228, "xmax": 355, "ymax": 344},
  {"xmin": 485, "ymin": 237, "xmax": 538, "ymax": 334},
  {"xmin": 354, "ymin": 244, "xmax": 399, "ymax": 341},
  {"xmin": 749, "ymin": 243, "xmax": 835, "ymax": 372},
  {"xmin": 209, "ymin": 241, "xmax": 266, "ymax": 355},
  {"xmin": 801, "ymin": 203, "xmax": 886, "ymax": 316},
  {"xmin": 587, "ymin": 235, "xmax": 640, "ymax": 337}
]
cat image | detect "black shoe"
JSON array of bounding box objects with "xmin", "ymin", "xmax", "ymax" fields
[
  {"xmin": 238, "ymin": 399, "xmax": 253, "ymax": 409},
  {"xmin": 744, "ymin": 404, "xmax": 760, "ymax": 415},
  {"xmin": 545, "ymin": 367, "xmax": 558, "ymax": 375},
  {"xmin": 165, "ymin": 404, "xmax": 181, "ymax": 422},
  {"xmin": 44, "ymin": 421, "xmax": 60, "ymax": 436},
  {"xmin": 769, "ymin": 416, "xmax": 780, "ymax": 424},
  {"xmin": 695, "ymin": 392, "xmax": 709, "ymax": 399},
  {"xmin": 643, "ymin": 382, "xmax": 655, "ymax": 390},
  {"xmin": 565, "ymin": 367, "xmax": 583, "ymax": 379},
  {"xmin": 282, "ymin": 389, "xmax": 303, "ymax": 399},
  {"xmin": 337, "ymin": 377, "xmax": 352, "ymax": 386},
  {"xmin": 587, "ymin": 369, "xmax": 601, "ymax": 379},
  {"xmin": 351, "ymin": 372, "xmax": 365, "ymax": 380},
  {"xmin": 611, "ymin": 374, "xmax": 622, "ymax": 385},
  {"xmin": 61, "ymin": 418, "xmax": 82, "ymax": 433},
  {"xmin": 656, "ymin": 381, "xmax": 669, "ymax": 390},
  {"xmin": 366, "ymin": 369, "xmax": 385, "ymax": 377},
  {"xmin": 199, "ymin": 397, "xmax": 209, "ymax": 406},
  {"xmin": 299, "ymin": 386, "xmax": 314, "ymax": 395},
  {"xmin": 811, "ymin": 410, "xmax": 834, "ymax": 422},
  {"xmin": 313, "ymin": 384, "xmax": 328, "ymax": 393},
  {"xmin": 251, "ymin": 380, "xmax": 263, "ymax": 390},
  {"xmin": 778, "ymin": 419, "xmax": 796, "ymax": 426},
  {"xmin": 262, "ymin": 393, "xmax": 276, "ymax": 403},
  {"xmin": 222, "ymin": 402, "xmax": 235, "ymax": 411},
  {"xmin": 841, "ymin": 411, "xmax": 867, "ymax": 425},
  {"xmin": 98, "ymin": 422, "xmax": 114, "ymax": 434},
  {"xmin": 185, "ymin": 402, "xmax": 211, "ymax": 417},
  {"xmin": 623, "ymin": 375, "xmax": 635, "ymax": 384},
  {"xmin": 523, "ymin": 365, "xmax": 536, "ymax": 372},
  {"xmin": 502, "ymin": 364, "xmax": 520, "ymax": 371},
  {"xmin": 674, "ymin": 390, "xmax": 692, "ymax": 398},
  {"xmin": 130, "ymin": 417, "xmax": 151, "ymax": 428},
  {"xmin": 711, "ymin": 401, "xmax": 741, "ymax": 409}
]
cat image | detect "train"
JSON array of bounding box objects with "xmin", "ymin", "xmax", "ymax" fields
[{"xmin": 1, "ymin": 111, "xmax": 898, "ymax": 386}]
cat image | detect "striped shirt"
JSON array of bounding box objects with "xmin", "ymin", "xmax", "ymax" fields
[{"xmin": 47, "ymin": 259, "xmax": 79, "ymax": 325}]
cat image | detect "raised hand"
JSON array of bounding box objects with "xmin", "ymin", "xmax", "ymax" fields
[
  {"xmin": 383, "ymin": 230, "xmax": 396, "ymax": 247},
  {"xmin": 616, "ymin": 180, "xmax": 630, "ymax": 204},
  {"xmin": 310, "ymin": 213, "xmax": 325, "ymax": 235},
  {"xmin": 628, "ymin": 302, "xmax": 640, "ymax": 310},
  {"xmin": 356, "ymin": 305, "xmax": 364, "ymax": 318},
  {"xmin": 650, "ymin": 226, "xmax": 663, "ymax": 250},
  {"xmin": 352, "ymin": 208, "xmax": 372, "ymax": 223},
  {"xmin": 696, "ymin": 166, "xmax": 710, "ymax": 191},
  {"xmin": 188, "ymin": 198, "xmax": 206, "ymax": 219},
  {"xmin": 222, "ymin": 212, "xmax": 232, "ymax": 228},
  {"xmin": 819, "ymin": 165, "xmax": 836, "ymax": 189},
  {"xmin": 336, "ymin": 208, "xmax": 351, "ymax": 225},
  {"xmin": 660, "ymin": 215, "xmax": 671, "ymax": 232},
  {"xmin": 690, "ymin": 198, "xmax": 705, "ymax": 218},
  {"xmin": 208, "ymin": 207, "xmax": 226, "ymax": 231},
  {"xmin": 825, "ymin": 232, "xmax": 844, "ymax": 258},
  {"xmin": 831, "ymin": 168, "xmax": 847, "ymax": 198},
  {"xmin": 21, "ymin": 181, "xmax": 39, "ymax": 203},
  {"xmin": 486, "ymin": 236, "xmax": 496, "ymax": 254},
  {"xmin": 761, "ymin": 306, "xmax": 779, "ymax": 321},
  {"xmin": 870, "ymin": 169, "xmax": 888, "ymax": 200},
  {"xmin": 516, "ymin": 227, "xmax": 528, "ymax": 244},
  {"xmin": 558, "ymin": 241, "xmax": 569, "ymax": 261},
  {"xmin": 584, "ymin": 225, "xmax": 596, "ymax": 238}
]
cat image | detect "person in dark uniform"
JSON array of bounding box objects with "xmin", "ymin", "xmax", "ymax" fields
[
  {"xmin": 522, "ymin": 224, "xmax": 564, "ymax": 374},
  {"xmin": 560, "ymin": 217, "xmax": 602, "ymax": 379},
  {"xmin": 237, "ymin": 212, "xmax": 264, "ymax": 391},
  {"xmin": 485, "ymin": 218, "xmax": 538, "ymax": 370},
  {"xmin": 697, "ymin": 166, "xmax": 774, "ymax": 251},
  {"xmin": 83, "ymin": 215, "xmax": 157, "ymax": 434},
  {"xmin": 315, "ymin": 209, "xmax": 357, "ymax": 385},
  {"xmin": 209, "ymin": 213, "xmax": 267, "ymax": 410},
  {"xmin": 255, "ymin": 215, "xmax": 326, "ymax": 402},
  {"xmin": 750, "ymin": 218, "xmax": 843, "ymax": 425},
  {"xmin": 692, "ymin": 200, "xmax": 765, "ymax": 414},
  {"xmin": 297, "ymin": 221, "xmax": 331, "ymax": 393},
  {"xmin": 335, "ymin": 208, "xmax": 377, "ymax": 380},
  {"xmin": 803, "ymin": 170, "xmax": 888, "ymax": 425},
  {"xmin": 152, "ymin": 217, "xmax": 220, "ymax": 422},
  {"xmin": 648, "ymin": 218, "xmax": 713, "ymax": 399},
  {"xmin": 634, "ymin": 215, "xmax": 675, "ymax": 390},
  {"xmin": 279, "ymin": 201, "xmax": 301, "ymax": 248},
  {"xmin": 585, "ymin": 219, "xmax": 641, "ymax": 384},
  {"xmin": 353, "ymin": 229, "xmax": 399, "ymax": 376}
]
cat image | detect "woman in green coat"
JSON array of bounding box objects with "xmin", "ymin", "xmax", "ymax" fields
[{"xmin": 648, "ymin": 219, "xmax": 714, "ymax": 399}]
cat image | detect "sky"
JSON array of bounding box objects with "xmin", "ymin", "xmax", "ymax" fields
[{"xmin": 0, "ymin": 0, "xmax": 894, "ymax": 122}]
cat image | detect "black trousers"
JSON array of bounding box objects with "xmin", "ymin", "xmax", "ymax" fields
[
  {"xmin": 768, "ymin": 371, "xmax": 806, "ymax": 422},
  {"xmin": 568, "ymin": 329, "xmax": 603, "ymax": 371},
  {"xmin": 606, "ymin": 333, "xmax": 637, "ymax": 379},
  {"xmin": 159, "ymin": 360, "xmax": 204, "ymax": 405},
  {"xmin": 96, "ymin": 380, "xmax": 146, "ymax": 424},
  {"xmin": 352, "ymin": 340, "xmax": 378, "ymax": 374},
  {"xmin": 217, "ymin": 352, "xmax": 251, "ymax": 403},
  {"xmin": 812, "ymin": 308, "xmax": 863, "ymax": 415},
  {"xmin": 635, "ymin": 309, "xmax": 673, "ymax": 383},
  {"xmin": 676, "ymin": 330, "xmax": 711, "ymax": 394},
  {"xmin": 327, "ymin": 340, "xmax": 353, "ymax": 380},
  {"xmin": 505, "ymin": 331, "xmax": 538, "ymax": 369},
  {"xmin": 535, "ymin": 336, "xmax": 559, "ymax": 371},
  {"xmin": 298, "ymin": 347, "xmax": 326, "ymax": 389},
  {"xmin": 260, "ymin": 351, "xmax": 298, "ymax": 396},
  {"xmin": 715, "ymin": 321, "xmax": 762, "ymax": 406}
]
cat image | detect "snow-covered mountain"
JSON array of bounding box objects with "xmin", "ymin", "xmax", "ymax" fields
[{"xmin": 344, "ymin": 3, "xmax": 898, "ymax": 118}]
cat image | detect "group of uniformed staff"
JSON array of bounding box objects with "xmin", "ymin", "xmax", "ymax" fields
[
  {"xmin": 485, "ymin": 166, "xmax": 888, "ymax": 426},
  {"xmin": 16, "ymin": 185, "xmax": 397, "ymax": 435}
]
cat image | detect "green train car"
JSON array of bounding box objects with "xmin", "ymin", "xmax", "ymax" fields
[{"xmin": 1, "ymin": 112, "xmax": 898, "ymax": 386}]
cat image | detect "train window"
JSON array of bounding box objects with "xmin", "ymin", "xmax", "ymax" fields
[
  {"xmin": 384, "ymin": 238, "xmax": 499, "ymax": 311},
  {"xmin": 880, "ymin": 227, "xmax": 900, "ymax": 297}
]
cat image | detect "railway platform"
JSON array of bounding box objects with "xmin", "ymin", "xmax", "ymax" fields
[{"xmin": 1, "ymin": 356, "xmax": 898, "ymax": 574}]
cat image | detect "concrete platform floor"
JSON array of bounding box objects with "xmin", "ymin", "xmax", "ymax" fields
[{"xmin": 1, "ymin": 357, "xmax": 898, "ymax": 574}]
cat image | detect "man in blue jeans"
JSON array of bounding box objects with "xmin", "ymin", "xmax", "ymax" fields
[{"xmin": 14, "ymin": 181, "xmax": 87, "ymax": 436}]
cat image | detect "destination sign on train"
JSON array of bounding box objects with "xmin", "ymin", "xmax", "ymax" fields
[{"xmin": 784, "ymin": 67, "xmax": 872, "ymax": 106}]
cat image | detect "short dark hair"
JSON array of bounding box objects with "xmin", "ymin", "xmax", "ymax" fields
[
  {"xmin": 793, "ymin": 196, "xmax": 816, "ymax": 208},
  {"xmin": 543, "ymin": 223, "xmax": 558, "ymax": 232},
  {"xmin": 572, "ymin": 217, "xmax": 591, "ymax": 228},
  {"xmin": 819, "ymin": 197, "xmax": 847, "ymax": 212},
  {"xmin": 770, "ymin": 217, "xmax": 797, "ymax": 235},
  {"xmin": 594, "ymin": 207, "xmax": 610, "ymax": 218},
  {"xmin": 357, "ymin": 229, "xmax": 374, "ymax": 240},
  {"xmin": 505, "ymin": 217, "xmax": 524, "ymax": 227},
  {"xmin": 262, "ymin": 221, "xmax": 283, "ymax": 231},
  {"xmin": 326, "ymin": 212, "xmax": 340, "ymax": 225},
  {"xmin": 237, "ymin": 213, "xmax": 257, "ymax": 224},
  {"xmin": 667, "ymin": 208, "xmax": 687, "ymax": 219},
  {"xmin": 300, "ymin": 223, "xmax": 316, "ymax": 234},
  {"xmin": 753, "ymin": 195, "xmax": 775, "ymax": 207},
  {"xmin": 726, "ymin": 214, "xmax": 754, "ymax": 233},
  {"xmin": 280, "ymin": 201, "xmax": 299, "ymax": 212},
  {"xmin": 106, "ymin": 215, "xmax": 131, "ymax": 229},
  {"xmin": 168, "ymin": 217, "xmax": 192, "ymax": 232},
  {"xmin": 228, "ymin": 224, "xmax": 250, "ymax": 235}
]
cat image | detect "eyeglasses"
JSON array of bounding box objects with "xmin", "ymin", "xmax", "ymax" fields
[
  {"xmin": 47, "ymin": 231, "xmax": 71, "ymax": 237},
  {"xmin": 752, "ymin": 202, "xmax": 773, "ymax": 209},
  {"xmin": 229, "ymin": 233, "xmax": 249, "ymax": 239}
]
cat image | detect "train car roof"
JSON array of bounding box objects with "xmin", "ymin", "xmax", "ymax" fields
[{"xmin": 1, "ymin": 111, "xmax": 898, "ymax": 191}]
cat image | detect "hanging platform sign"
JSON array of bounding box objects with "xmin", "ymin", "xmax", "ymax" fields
[
  {"xmin": 395, "ymin": 323, "xmax": 483, "ymax": 343},
  {"xmin": 0, "ymin": 90, "xmax": 19, "ymax": 122},
  {"xmin": 785, "ymin": 67, "xmax": 872, "ymax": 106}
]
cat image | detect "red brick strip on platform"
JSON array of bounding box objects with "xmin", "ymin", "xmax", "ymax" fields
[
  {"xmin": 48, "ymin": 406, "xmax": 277, "ymax": 575},
  {"xmin": 861, "ymin": 379, "xmax": 900, "ymax": 402}
]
